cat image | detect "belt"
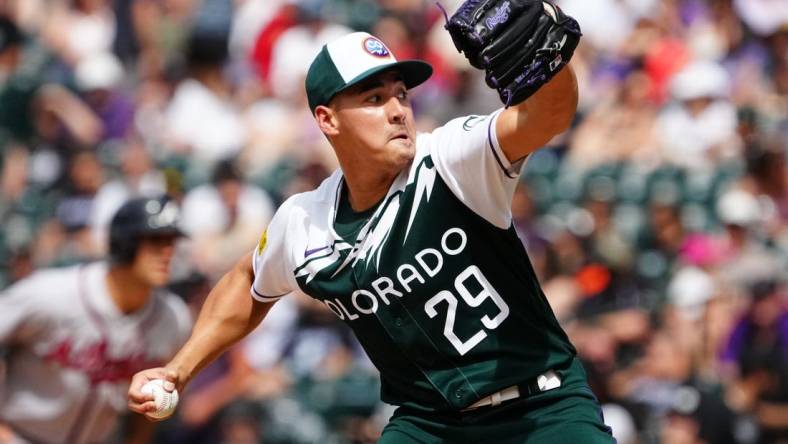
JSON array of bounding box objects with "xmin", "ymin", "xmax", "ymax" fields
[{"xmin": 461, "ymin": 370, "xmax": 562, "ymax": 412}]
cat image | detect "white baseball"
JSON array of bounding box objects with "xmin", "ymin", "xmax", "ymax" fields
[{"xmin": 140, "ymin": 379, "xmax": 179, "ymax": 419}]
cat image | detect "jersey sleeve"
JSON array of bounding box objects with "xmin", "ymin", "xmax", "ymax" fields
[
  {"xmin": 0, "ymin": 275, "xmax": 48, "ymax": 345},
  {"xmin": 428, "ymin": 110, "xmax": 525, "ymax": 229},
  {"xmin": 170, "ymin": 296, "xmax": 193, "ymax": 348},
  {"xmin": 250, "ymin": 197, "xmax": 299, "ymax": 303}
]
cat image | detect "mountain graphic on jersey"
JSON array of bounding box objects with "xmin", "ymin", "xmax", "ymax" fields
[
  {"xmin": 295, "ymin": 156, "xmax": 507, "ymax": 330},
  {"xmin": 295, "ymin": 156, "xmax": 439, "ymax": 287}
]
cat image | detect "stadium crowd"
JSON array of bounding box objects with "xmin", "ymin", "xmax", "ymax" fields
[{"xmin": 0, "ymin": 0, "xmax": 786, "ymax": 443}]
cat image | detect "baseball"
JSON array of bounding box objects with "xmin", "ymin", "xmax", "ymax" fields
[{"xmin": 140, "ymin": 379, "xmax": 179, "ymax": 419}]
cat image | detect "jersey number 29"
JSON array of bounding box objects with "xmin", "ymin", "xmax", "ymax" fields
[{"xmin": 424, "ymin": 265, "xmax": 510, "ymax": 355}]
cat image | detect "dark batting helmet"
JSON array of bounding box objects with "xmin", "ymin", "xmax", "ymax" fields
[{"xmin": 109, "ymin": 195, "xmax": 184, "ymax": 263}]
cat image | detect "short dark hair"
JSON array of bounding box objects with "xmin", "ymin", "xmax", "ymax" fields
[
  {"xmin": 211, "ymin": 159, "xmax": 241, "ymax": 184},
  {"xmin": 0, "ymin": 16, "xmax": 23, "ymax": 54}
]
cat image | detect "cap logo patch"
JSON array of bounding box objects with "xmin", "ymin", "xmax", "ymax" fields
[{"xmin": 363, "ymin": 37, "xmax": 390, "ymax": 58}]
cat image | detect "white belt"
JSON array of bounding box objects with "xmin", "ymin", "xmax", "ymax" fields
[{"xmin": 461, "ymin": 370, "xmax": 562, "ymax": 412}]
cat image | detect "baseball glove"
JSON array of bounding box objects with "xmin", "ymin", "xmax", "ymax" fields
[{"xmin": 445, "ymin": 0, "xmax": 581, "ymax": 106}]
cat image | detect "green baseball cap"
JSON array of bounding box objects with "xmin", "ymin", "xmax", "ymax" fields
[{"xmin": 305, "ymin": 32, "xmax": 433, "ymax": 113}]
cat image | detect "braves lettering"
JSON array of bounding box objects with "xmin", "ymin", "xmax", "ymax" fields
[{"xmin": 43, "ymin": 339, "xmax": 162, "ymax": 384}]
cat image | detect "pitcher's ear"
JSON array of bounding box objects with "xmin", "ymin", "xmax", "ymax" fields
[{"xmin": 314, "ymin": 105, "xmax": 339, "ymax": 136}]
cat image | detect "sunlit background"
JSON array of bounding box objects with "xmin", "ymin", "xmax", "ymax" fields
[{"xmin": 0, "ymin": 0, "xmax": 786, "ymax": 443}]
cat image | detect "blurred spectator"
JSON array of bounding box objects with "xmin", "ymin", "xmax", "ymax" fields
[
  {"xmin": 657, "ymin": 59, "xmax": 741, "ymax": 170},
  {"xmin": 660, "ymin": 385, "xmax": 736, "ymax": 444},
  {"xmin": 733, "ymin": 0, "xmax": 788, "ymax": 37},
  {"xmin": 90, "ymin": 137, "xmax": 169, "ymax": 253},
  {"xmin": 667, "ymin": 266, "xmax": 715, "ymax": 325},
  {"xmin": 512, "ymin": 184, "xmax": 551, "ymax": 279},
  {"xmin": 230, "ymin": 0, "xmax": 287, "ymax": 62},
  {"xmin": 635, "ymin": 200, "xmax": 687, "ymax": 290},
  {"xmin": 51, "ymin": 149, "xmax": 105, "ymax": 265},
  {"xmin": 612, "ymin": 331, "xmax": 738, "ymax": 444},
  {"xmin": 279, "ymin": 294, "xmax": 368, "ymax": 380},
  {"xmin": 583, "ymin": 193, "xmax": 635, "ymax": 272},
  {"xmin": 1, "ymin": 15, "xmax": 102, "ymax": 149},
  {"xmin": 750, "ymin": 145, "xmax": 787, "ymax": 218},
  {"xmin": 246, "ymin": 0, "xmax": 296, "ymax": 85},
  {"xmin": 770, "ymin": 28, "xmax": 788, "ymax": 96},
  {"xmin": 713, "ymin": 188, "xmax": 786, "ymax": 290},
  {"xmin": 663, "ymin": 265, "xmax": 733, "ymax": 380},
  {"xmin": 559, "ymin": 0, "xmax": 657, "ymax": 52},
  {"xmin": 568, "ymin": 70, "xmax": 660, "ymax": 170},
  {"xmin": 42, "ymin": 0, "xmax": 116, "ymax": 66},
  {"xmin": 0, "ymin": 15, "xmax": 23, "ymax": 89},
  {"xmin": 720, "ymin": 279, "xmax": 788, "ymax": 443},
  {"xmin": 163, "ymin": 31, "xmax": 247, "ymax": 163},
  {"xmin": 740, "ymin": 140, "xmax": 788, "ymax": 244},
  {"xmin": 268, "ymin": 0, "xmax": 351, "ymax": 101},
  {"xmin": 125, "ymin": 0, "xmax": 195, "ymax": 79},
  {"xmin": 241, "ymin": 95, "xmax": 334, "ymax": 179},
  {"xmin": 180, "ymin": 159, "xmax": 274, "ymax": 278},
  {"xmin": 74, "ymin": 51, "xmax": 135, "ymax": 142}
]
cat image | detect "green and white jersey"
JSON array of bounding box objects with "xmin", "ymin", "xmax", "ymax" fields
[{"xmin": 251, "ymin": 111, "xmax": 575, "ymax": 412}]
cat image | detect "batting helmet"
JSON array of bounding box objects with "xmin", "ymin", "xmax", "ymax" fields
[{"xmin": 109, "ymin": 195, "xmax": 184, "ymax": 263}]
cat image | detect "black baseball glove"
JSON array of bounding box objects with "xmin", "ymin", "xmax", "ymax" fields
[{"xmin": 445, "ymin": 0, "xmax": 581, "ymax": 106}]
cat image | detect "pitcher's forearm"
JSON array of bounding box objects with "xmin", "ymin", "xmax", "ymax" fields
[
  {"xmin": 167, "ymin": 253, "xmax": 272, "ymax": 387},
  {"xmin": 166, "ymin": 322, "xmax": 247, "ymax": 387},
  {"xmin": 525, "ymin": 64, "xmax": 578, "ymax": 134}
]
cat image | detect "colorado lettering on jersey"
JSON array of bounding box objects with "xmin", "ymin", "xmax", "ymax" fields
[{"xmin": 322, "ymin": 227, "xmax": 467, "ymax": 321}]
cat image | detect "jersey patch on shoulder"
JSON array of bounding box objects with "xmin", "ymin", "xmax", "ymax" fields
[{"xmin": 256, "ymin": 230, "xmax": 268, "ymax": 256}]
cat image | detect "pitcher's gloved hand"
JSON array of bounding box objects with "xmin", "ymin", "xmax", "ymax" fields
[{"xmin": 445, "ymin": 0, "xmax": 582, "ymax": 106}]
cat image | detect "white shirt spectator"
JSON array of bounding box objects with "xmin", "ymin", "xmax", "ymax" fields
[
  {"xmin": 43, "ymin": 2, "xmax": 116, "ymax": 65},
  {"xmin": 180, "ymin": 183, "xmax": 274, "ymax": 237},
  {"xmin": 656, "ymin": 100, "xmax": 739, "ymax": 170},
  {"xmin": 558, "ymin": 0, "xmax": 657, "ymax": 51},
  {"xmin": 164, "ymin": 79, "xmax": 248, "ymax": 163},
  {"xmin": 181, "ymin": 181, "xmax": 275, "ymax": 276},
  {"xmin": 733, "ymin": 0, "xmax": 788, "ymax": 36},
  {"xmin": 656, "ymin": 60, "xmax": 740, "ymax": 170},
  {"xmin": 269, "ymin": 22, "xmax": 351, "ymax": 100},
  {"xmin": 229, "ymin": 0, "xmax": 287, "ymax": 57}
]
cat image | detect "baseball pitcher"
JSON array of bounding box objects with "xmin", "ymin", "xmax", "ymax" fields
[{"xmin": 130, "ymin": 2, "xmax": 615, "ymax": 442}]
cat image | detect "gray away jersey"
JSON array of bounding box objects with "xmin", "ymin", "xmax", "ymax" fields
[
  {"xmin": 251, "ymin": 111, "xmax": 576, "ymax": 412},
  {"xmin": 0, "ymin": 262, "xmax": 192, "ymax": 444}
]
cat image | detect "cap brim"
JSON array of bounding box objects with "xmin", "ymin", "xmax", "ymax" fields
[{"xmin": 335, "ymin": 60, "xmax": 433, "ymax": 98}]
